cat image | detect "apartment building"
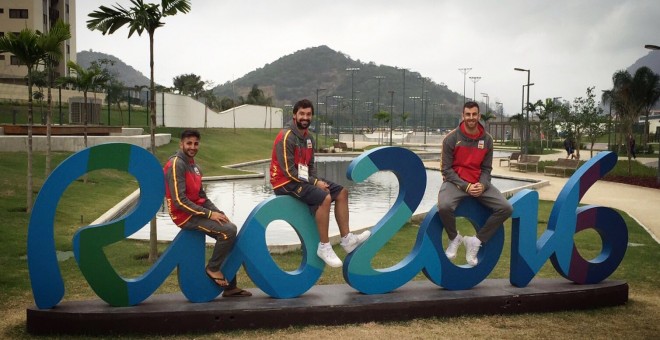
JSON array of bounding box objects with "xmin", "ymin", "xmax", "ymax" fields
[{"xmin": 0, "ymin": 0, "xmax": 76, "ymax": 84}]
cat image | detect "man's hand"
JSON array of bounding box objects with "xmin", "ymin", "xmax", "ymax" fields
[
  {"xmin": 468, "ymin": 182, "xmax": 484, "ymax": 197},
  {"xmin": 210, "ymin": 211, "xmax": 229, "ymax": 224},
  {"xmin": 315, "ymin": 180, "xmax": 330, "ymax": 192}
]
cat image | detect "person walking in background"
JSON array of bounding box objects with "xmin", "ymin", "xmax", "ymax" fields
[
  {"xmin": 164, "ymin": 129, "xmax": 252, "ymax": 297},
  {"xmin": 437, "ymin": 101, "xmax": 513, "ymax": 266},
  {"xmin": 270, "ymin": 99, "xmax": 371, "ymax": 268}
]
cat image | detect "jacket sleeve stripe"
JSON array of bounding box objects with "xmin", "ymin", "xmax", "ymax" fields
[{"xmin": 172, "ymin": 157, "xmax": 204, "ymax": 215}]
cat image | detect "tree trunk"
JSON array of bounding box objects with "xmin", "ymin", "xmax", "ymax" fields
[
  {"xmin": 46, "ymin": 66, "xmax": 53, "ymax": 176},
  {"xmin": 148, "ymin": 32, "xmax": 158, "ymax": 263},
  {"xmin": 27, "ymin": 69, "xmax": 34, "ymax": 213}
]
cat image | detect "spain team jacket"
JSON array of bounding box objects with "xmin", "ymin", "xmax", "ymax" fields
[
  {"xmin": 163, "ymin": 150, "xmax": 219, "ymax": 226},
  {"xmin": 440, "ymin": 121, "xmax": 494, "ymax": 192},
  {"xmin": 270, "ymin": 122, "xmax": 318, "ymax": 189}
]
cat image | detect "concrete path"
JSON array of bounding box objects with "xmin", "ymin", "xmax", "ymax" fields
[{"xmin": 424, "ymin": 149, "xmax": 660, "ymax": 244}]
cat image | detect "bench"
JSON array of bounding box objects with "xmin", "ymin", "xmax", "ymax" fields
[
  {"xmin": 333, "ymin": 142, "xmax": 348, "ymax": 152},
  {"xmin": 513, "ymin": 155, "xmax": 540, "ymax": 172},
  {"xmin": 499, "ymin": 151, "xmax": 521, "ymax": 169},
  {"xmin": 544, "ymin": 158, "xmax": 580, "ymax": 177}
]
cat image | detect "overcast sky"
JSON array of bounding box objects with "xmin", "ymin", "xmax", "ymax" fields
[{"xmin": 75, "ymin": 0, "xmax": 660, "ymax": 115}]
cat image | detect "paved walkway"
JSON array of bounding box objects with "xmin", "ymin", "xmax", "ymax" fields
[{"xmin": 424, "ymin": 149, "xmax": 660, "ymax": 244}]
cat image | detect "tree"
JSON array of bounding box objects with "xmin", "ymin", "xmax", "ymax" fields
[
  {"xmin": 576, "ymin": 87, "xmax": 607, "ymax": 158},
  {"xmin": 0, "ymin": 22, "xmax": 69, "ymax": 212},
  {"xmin": 373, "ymin": 110, "xmax": 390, "ymax": 145},
  {"xmin": 172, "ymin": 73, "xmax": 205, "ymax": 98},
  {"xmin": 87, "ymin": 0, "xmax": 192, "ymax": 263},
  {"xmin": 58, "ymin": 61, "xmax": 110, "ymax": 149},
  {"xmin": 508, "ymin": 113, "xmax": 525, "ymax": 149},
  {"xmin": 609, "ymin": 67, "xmax": 660, "ymax": 173},
  {"xmin": 41, "ymin": 21, "xmax": 72, "ymax": 176}
]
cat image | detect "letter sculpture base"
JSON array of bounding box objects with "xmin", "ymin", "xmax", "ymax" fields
[{"xmin": 27, "ymin": 279, "xmax": 628, "ymax": 335}]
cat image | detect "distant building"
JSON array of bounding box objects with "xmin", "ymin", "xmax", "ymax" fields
[{"xmin": 0, "ymin": 0, "xmax": 77, "ymax": 84}]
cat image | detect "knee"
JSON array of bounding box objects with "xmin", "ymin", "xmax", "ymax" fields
[
  {"xmin": 500, "ymin": 202, "xmax": 514, "ymax": 217},
  {"xmin": 226, "ymin": 222, "xmax": 238, "ymax": 239},
  {"xmin": 320, "ymin": 193, "xmax": 332, "ymax": 207},
  {"xmin": 437, "ymin": 200, "xmax": 453, "ymax": 215},
  {"xmin": 337, "ymin": 188, "xmax": 348, "ymax": 201}
]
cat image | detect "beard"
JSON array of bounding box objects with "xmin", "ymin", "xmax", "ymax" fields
[{"xmin": 296, "ymin": 119, "xmax": 310, "ymax": 129}]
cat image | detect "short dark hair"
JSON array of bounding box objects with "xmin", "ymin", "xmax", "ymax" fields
[
  {"xmin": 463, "ymin": 101, "xmax": 480, "ymax": 113},
  {"xmin": 180, "ymin": 129, "xmax": 200, "ymax": 140},
  {"xmin": 293, "ymin": 99, "xmax": 314, "ymax": 115}
]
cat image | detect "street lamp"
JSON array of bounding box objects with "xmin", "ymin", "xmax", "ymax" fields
[
  {"xmin": 644, "ymin": 44, "xmax": 660, "ymax": 184},
  {"xmin": 316, "ymin": 88, "xmax": 326, "ymax": 150},
  {"xmin": 409, "ymin": 96, "xmax": 420, "ymax": 135},
  {"xmin": 521, "ymin": 83, "xmax": 535, "ymax": 153},
  {"xmin": 515, "ymin": 67, "xmax": 532, "ymax": 153},
  {"xmin": 333, "ymin": 95, "xmax": 343, "ymax": 141},
  {"xmin": 375, "ymin": 75, "xmax": 386, "ymax": 116},
  {"xmin": 347, "ymin": 68, "xmax": 360, "ymax": 150},
  {"xmin": 469, "ymin": 76, "xmax": 481, "ymax": 104},
  {"xmin": 481, "ymin": 92, "xmax": 489, "ymax": 132},
  {"xmin": 388, "ymin": 90, "xmax": 395, "ymax": 146},
  {"xmin": 459, "ymin": 67, "xmax": 472, "ymax": 104}
]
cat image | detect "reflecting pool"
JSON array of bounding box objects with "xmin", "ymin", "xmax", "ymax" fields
[{"xmin": 132, "ymin": 156, "xmax": 539, "ymax": 247}]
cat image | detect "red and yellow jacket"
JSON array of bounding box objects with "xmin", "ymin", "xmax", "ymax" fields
[
  {"xmin": 270, "ymin": 122, "xmax": 318, "ymax": 189},
  {"xmin": 164, "ymin": 150, "xmax": 216, "ymax": 226},
  {"xmin": 440, "ymin": 121, "xmax": 494, "ymax": 192}
]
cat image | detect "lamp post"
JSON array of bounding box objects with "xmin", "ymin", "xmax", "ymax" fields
[
  {"xmin": 469, "ymin": 76, "xmax": 481, "ymax": 105},
  {"xmin": 409, "ymin": 96, "xmax": 420, "ymax": 135},
  {"xmin": 402, "ymin": 69, "xmax": 408, "ymax": 133},
  {"xmin": 481, "ymin": 92, "xmax": 489, "ymax": 133},
  {"xmin": 644, "ymin": 44, "xmax": 660, "ymax": 184},
  {"xmin": 515, "ymin": 67, "xmax": 532, "ymax": 153},
  {"xmin": 459, "ymin": 67, "xmax": 472, "ymax": 105},
  {"xmin": 375, "ymin": 75, "xmax": 386, "ymax": 115},
  {"xmin": 347, "ymin": 68, "xmax": 360, "ymax": 150},
  {"xmin": 423, "ymin": 90, "xmax": 429, "ymax": 144},
  {"xmin": 333, "ymin": 95, "xmax": 343, "ymax": 142},
  {"xmin": 316, "ymin": 88, "xmax": 326, "ymax": 150},
  {"xmin": 522, "ymin": 83, "xmax": 535, "ymax": 153},
  {"xmin": 388, "ymin": 90, "xmax": 395, "ymax": 146}
]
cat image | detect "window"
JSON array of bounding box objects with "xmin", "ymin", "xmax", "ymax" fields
[
  {"xmin": 0, "ymin": 9, "xmax": 5, "ymax": 14},
  {"xmin": 9, "ymin": 9, "xmax": 29, "ymax": 19},
  {"xmin": 10, "ymin": 55, "xmax": 24, "ymax": 66},
  {"xmin": 0, "ymin": 55, "xmax": 5, "ymax": 61}
]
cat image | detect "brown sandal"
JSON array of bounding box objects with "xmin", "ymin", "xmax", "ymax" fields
[
  {"xmin": 222, "ymin": 288, "xmax": 252, "ymax": 297},
  {"xmin": 206, "ymin": 270, "xmax": 229, "ymax": 287}
]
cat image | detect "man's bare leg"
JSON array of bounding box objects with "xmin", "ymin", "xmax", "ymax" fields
[
  {"xmin": 334, "ymin": 188, "xmax": 350, "ymax": 237},
  {"xmin": 315, "ymin": 194, "xmax": 332, "ymax": 243}
]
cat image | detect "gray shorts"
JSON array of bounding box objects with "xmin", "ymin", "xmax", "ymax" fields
[{"xmin": 274, "ymin": 180, "xmax": 344, "ymax": 214}]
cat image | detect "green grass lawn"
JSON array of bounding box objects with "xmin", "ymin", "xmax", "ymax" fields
[{"xmin": 0, "ymin": 128, "xmax": 658, "ymax": 338}]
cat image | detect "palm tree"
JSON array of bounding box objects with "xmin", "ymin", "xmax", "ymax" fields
[
  {"xmin": 58, "ymin": 61, "xmax": 110, "ymax": 149},
  {"xmin": 87, "ymin": 0, "xmax": 191, "ymax": 263},
  {"xmin": 0, "ymin": 28, "xmax": 45, "ymax": 213},
  {"xmin": 610, "ymin": 67, "xmax": 660, "ymax": 173},
  {"xmin": 509, "ymin": 113, "xmax": 525, "ymax": 150},
  {"xmin": 40, "ymin": 20, "xmax": 72, "ymax": 176}
]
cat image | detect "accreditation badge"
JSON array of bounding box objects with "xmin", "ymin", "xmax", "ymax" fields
[
  {"xmin": 298, "ymin": 164, "xmax": 309, "ymax": 182},
  {"xmin": 307, "ymin": 139, "xmax": 313, "ymax": 149},
  {"xmin": 478, "ymin": 140, "xmax": 485, "ymax": 149}
]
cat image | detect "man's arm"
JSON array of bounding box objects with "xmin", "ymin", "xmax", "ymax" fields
[
  {"xmin": 166, "ymin": 157, "xmax": 213, "ymax": 218},
  {"xmin": 441, "ymin": 132, "xmax": 470, "ymax": 191},
  {"xmin": 478, "ymin": 136, "xmax": 494, "ymax": 191},
  {"xmin": 275, "ymin": 130, "xmax": 302, "ymax": 182}
]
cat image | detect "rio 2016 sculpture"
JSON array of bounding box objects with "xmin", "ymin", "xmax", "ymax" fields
[{"xmin": 27, "ymin": 144, "xmax": 627, "ymax": 308}]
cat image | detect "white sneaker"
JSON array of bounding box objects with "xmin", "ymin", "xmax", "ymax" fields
[
  {"xmin": 341, "ymin": 231, "xmax": 371, "ymax": 253},
  {"xmin": 464, "ymin": 236, "xmax": 482, "ymax": 266},
  {"xmin": 317, "ymin": 243, "xmax": 342, "ymax": 267},
  {"xmin": 445, "ymin": 234, "xmax": 463, "ymax": 259}
]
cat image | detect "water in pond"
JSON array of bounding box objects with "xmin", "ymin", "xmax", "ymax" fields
[{"xmin": 134, "ymin": 155, "xmax": 534, "ymax": 246}]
